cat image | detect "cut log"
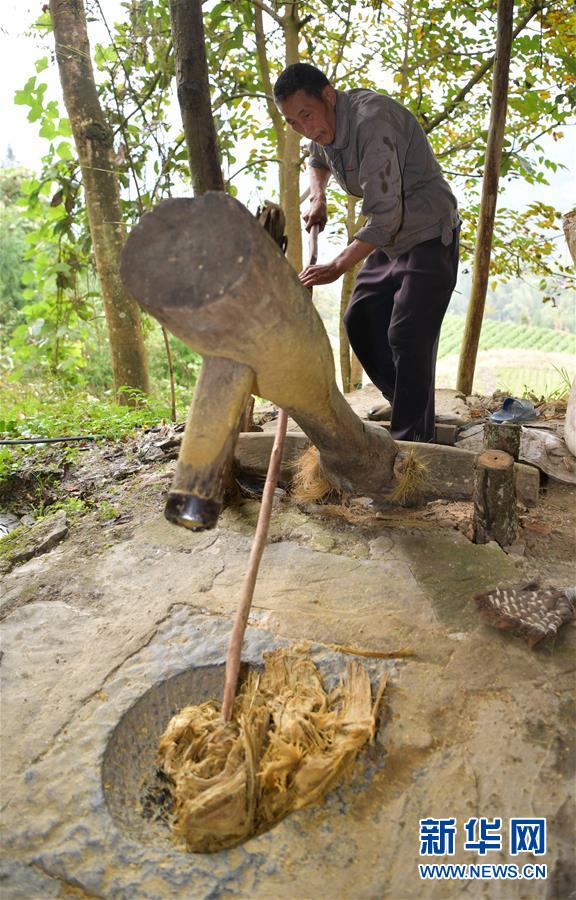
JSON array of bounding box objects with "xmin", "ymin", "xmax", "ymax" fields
[
  {"xmin": 121, "ymin": 194, "xmax": 398, "ymax": 528},
  {"xmin": 472, "ymin": 449, "xmax": 519, "ymax": 546},
  {"xmin": 235, "ymin": 431, "xmax": 539, "ymax": 507},
  {"xmin": 483, "ymin": 422, "xmax": 521, "ymax": 459}
]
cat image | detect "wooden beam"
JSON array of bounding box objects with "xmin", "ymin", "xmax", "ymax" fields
[
  {"xmin": 234, "ymin": 431, "xmax": 539, "ymax": 507},
  {"xmin": 121, "ymin": 194, "xmax": 398, "ymax": 527}
]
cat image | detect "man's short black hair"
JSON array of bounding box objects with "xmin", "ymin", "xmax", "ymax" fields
[{"xmin": 273, "ymin": 63, "xmax": 330, "ymax": 103}]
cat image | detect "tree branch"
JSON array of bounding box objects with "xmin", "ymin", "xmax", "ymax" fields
[
  {"xmin": 329, "ymin": 4, "xmax": 351, "ymax": 81},
  {"xmin": 249, "ymin": 0, "xmax": 283, "ymax": 26},
  {"xmin": 213, "ymin": 91, "xmax": 273, "ymax": 112},
  {"xmin": 225, "ymin": 156, "xmax": 279, "ymax": 186},
  {"xmin": 424, "ymin": 1, "xmax": 544, "ymax": 134},
  {"xmin": 253, "ymin": 3, "xmax": 285, "ymax": 149}
]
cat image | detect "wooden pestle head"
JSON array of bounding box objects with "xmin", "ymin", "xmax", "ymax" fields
[{"xmin": 120, "ymin": 193, "xmax": 336, "ymax": 413}]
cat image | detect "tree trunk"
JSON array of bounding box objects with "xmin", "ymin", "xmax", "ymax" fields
[
  {"xmin": 339, "ymin": 267, "xmax": 352, "ymax": 394},
  {"xmin": 50, "ymin": 0, "xmax": 149, "ymax": 403},
  {"xmin": 169, "ymin": 0, "xmax": 224, "ymax": 194},
  {"xmin": 456, "ymin": 0, "xmax": 514, "ymax": 395},
  {"xmin": 483, "ymin": 422, "xmax": 521, "ymax": 459},
  {"xmin": 339, "ymin": 197, "xmax": 364, "ymax": 392},
  {"xmin": 399, "ymin": 0, "xmax": 414, "ymax": 102},
  {"xmin": 350, "ymin": 352, "xmax": 363, "ymax": 391},
  {"xmin": 281, "ymin": 5, "xmax": 303, "ymax": 271},
  {"xmin": 252, "ymin": 2, "xmax": 302, "ymax": 272},
  {"xmin": 472, "ymin": 449, "xmax": 518, "ymax": 546}
]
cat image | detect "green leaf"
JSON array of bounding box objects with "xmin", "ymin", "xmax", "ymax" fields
[
  {"xmin": 56, "ymin": 142, "xmax": 74, "ymax": 161},
  {"xmin": 39, "ymin": 121, "xmax": 57, "ymax": 140},
  {"xmin": 35, "ymin": 56, "xmax": 49, "ymax": 73}
]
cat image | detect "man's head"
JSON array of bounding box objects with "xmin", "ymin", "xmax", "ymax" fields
[{"xmin": 273, "ymin": 63, "xmax": 337, "ymax": 145}]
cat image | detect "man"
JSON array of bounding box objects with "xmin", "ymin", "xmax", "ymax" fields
[{"xmin": 273, "ymin": 63, "xmax": 460, "ymax": 443}]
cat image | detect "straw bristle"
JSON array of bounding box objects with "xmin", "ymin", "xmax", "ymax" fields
[
  {"xmin": 291, "ymin": 446, "xmax": 336, "ymax": 503},
  {"xmin": 388, "ymin": 450, "xmax": 428, "ymax": 504}
]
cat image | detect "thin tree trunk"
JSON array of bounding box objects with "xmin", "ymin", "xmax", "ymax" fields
[
  {"xmin": 281, "ymin": 5, "xmax": 302, "ymax": 271},
  {"xmin": 340, "ymin": 198, "xmax": 365, "ymax": 392},
  {"xmin": 340, "ymin": 198, "xmax": 359, "ymax": 391},
  {"xmin": 252, "ymin": 1, "xmax": 302, "ymax": 271},
  {"xmin": 50, "ymin": 0, "xmax": 149, "ymax": 404},
  {"xmin": 456, "ymin": 0, "xmax": 514, "ymax": 395},
  {"xmin": 253, "ymin": 4, "xmax": 286, "ymax": 176},
  {"xmin": 399, "ymin": 0, "xmax": 413, "ymax": 102},
  {"xmin": 339, "ymin": 268, "xmax": 352, "ymax": 394},
  {"xmin": 350, "ymin": 352, "xmax": 363, "ymax": 391},
  {"xmin": 169, "ymin": 0, "xmax": 224, "ymax": 194},
  {"xmin": 161, "ymin": 327, "xmax": 177, "ymax": 422}
]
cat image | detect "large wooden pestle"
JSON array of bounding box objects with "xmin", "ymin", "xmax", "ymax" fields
[{"xmin": 120, "ymin": 193, "xmax": 397, "ymax": 528}]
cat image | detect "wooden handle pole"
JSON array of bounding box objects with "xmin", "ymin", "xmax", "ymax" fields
[
  {"xmin": 221, "ymin": 408, "xmax": 288, "ymax": 721},
  {"xmin": 221, "ymin": 228, "xmax": 318, "ymax": 721},
  {"xmin": 308, "ymin": 224, "xmax": 319, "ymax": 266}
]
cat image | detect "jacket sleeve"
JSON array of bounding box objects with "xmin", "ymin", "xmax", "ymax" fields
[
  {"xmin": 354, "ymin": 118, "xmax": 404, "ymax": 246},
  {"xmin": 308, "ymin": 140, "xmax": 330, "ymax": 170}
]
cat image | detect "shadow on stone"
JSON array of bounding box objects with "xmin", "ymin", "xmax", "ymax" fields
[{"xmin": 102, "ymin": 663, "xmax": 251, "ymax": 849}]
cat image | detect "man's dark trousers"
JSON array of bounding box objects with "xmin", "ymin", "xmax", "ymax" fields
[{"xmin": 344, "ymin": 229, "xmax": 460, "ymax": 443}]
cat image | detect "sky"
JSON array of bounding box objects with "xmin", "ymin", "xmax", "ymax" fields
[{"xmin": 1, "ymin": 1, "xmax": 575, "ymax": 247}]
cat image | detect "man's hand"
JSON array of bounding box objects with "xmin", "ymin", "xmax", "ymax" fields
[
  {"xmin": 303, "ymin": 194, "xmax": 328, "ymax": 233},
  {"xmin": 298, "ymin": 238, "xmax": 378, "ymax": 288},
  {"xmin": 298, "ymin": 260, "xmax": 342, "ymax": 286}
]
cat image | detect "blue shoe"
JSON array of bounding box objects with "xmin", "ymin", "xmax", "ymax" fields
[{"xmin": 489, "ymin": 397, "xmax": 539, "ymax": 423}]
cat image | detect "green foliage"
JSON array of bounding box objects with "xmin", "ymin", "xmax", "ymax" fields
[
  {"xmin": 496, "ymin": 367, "xmax": 571, "ymax": 401},
  {"xmin": 96, "ymin": 500, "xmax": 120, "ymax": 522},
  {"xmin": 46, "ymin": 496, "xmax": 89, "ymax": 518},
  {"xmin": 0, "ymin": 380, "xmax": 177, "ymax": 442},
  {"xmin": 0, "ymin": 168, "xmax": 30, "ymax": 342},
  {"xmin": 4, "ymin": 0, "xmax": 574, "ymax": 406}
]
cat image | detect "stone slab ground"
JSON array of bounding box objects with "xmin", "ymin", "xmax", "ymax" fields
[{"xmin": 1, "ymin": 423, "xmax": 575, "ymax": 898}]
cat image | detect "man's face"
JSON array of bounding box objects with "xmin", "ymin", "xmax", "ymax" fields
[{"xmin": 276, "ymin": 86, "xmax": 337, "ymax": 145}]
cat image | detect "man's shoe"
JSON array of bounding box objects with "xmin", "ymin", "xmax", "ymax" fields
[{"xmin": 367, "ymin": 403, "xmax": 392, "ymax": 421}]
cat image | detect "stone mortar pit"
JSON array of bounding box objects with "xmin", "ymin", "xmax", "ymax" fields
[
  {"xmin": 102, "ymin": 663, "xmax": 230, "ymax": 850},
  {"xmin": 102, "ymin": 644, "xmax": 393, "ymax": 855}
]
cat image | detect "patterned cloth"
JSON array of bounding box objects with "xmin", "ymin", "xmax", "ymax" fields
[{"xmin": 474, "ymin": 582, "xmax": 576, "ymax": 646}]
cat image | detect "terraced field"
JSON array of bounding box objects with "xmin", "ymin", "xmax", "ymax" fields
[
  {"xmin": 438, "ymin": 314, "xmax": 576, "ymax": 359},
  {"xmin": 437, "ymin": 315, "xmax": 575, "ymax": 397}
]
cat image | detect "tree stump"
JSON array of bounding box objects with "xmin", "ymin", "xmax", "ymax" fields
[
  {"xmin": 472, "ymin": 449, "xmax": 518, "ymax": 546},
  {"xmin": 483, "ymin": 422, "xmax": 521, "ymax": 459}
]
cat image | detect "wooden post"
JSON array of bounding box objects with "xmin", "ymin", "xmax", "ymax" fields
[
  {"xmin": 456, "ymin": 0, "xmax": 514, "ymax": 395},
  {"xmin": 472, "ymin": 449, "xmax": 518, "ymax": 546},
  {"xmin": 121, "ymin": 194, "xmax": 398, "ymax": 526},
  {"xmin": 483, "ymin": 422, "xmax": 521, "ymax": 459}
]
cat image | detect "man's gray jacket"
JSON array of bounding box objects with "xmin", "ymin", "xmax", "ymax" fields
[{"xmin": 308, "ymin": 89, "xmax": 460, "ymax": 258}]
